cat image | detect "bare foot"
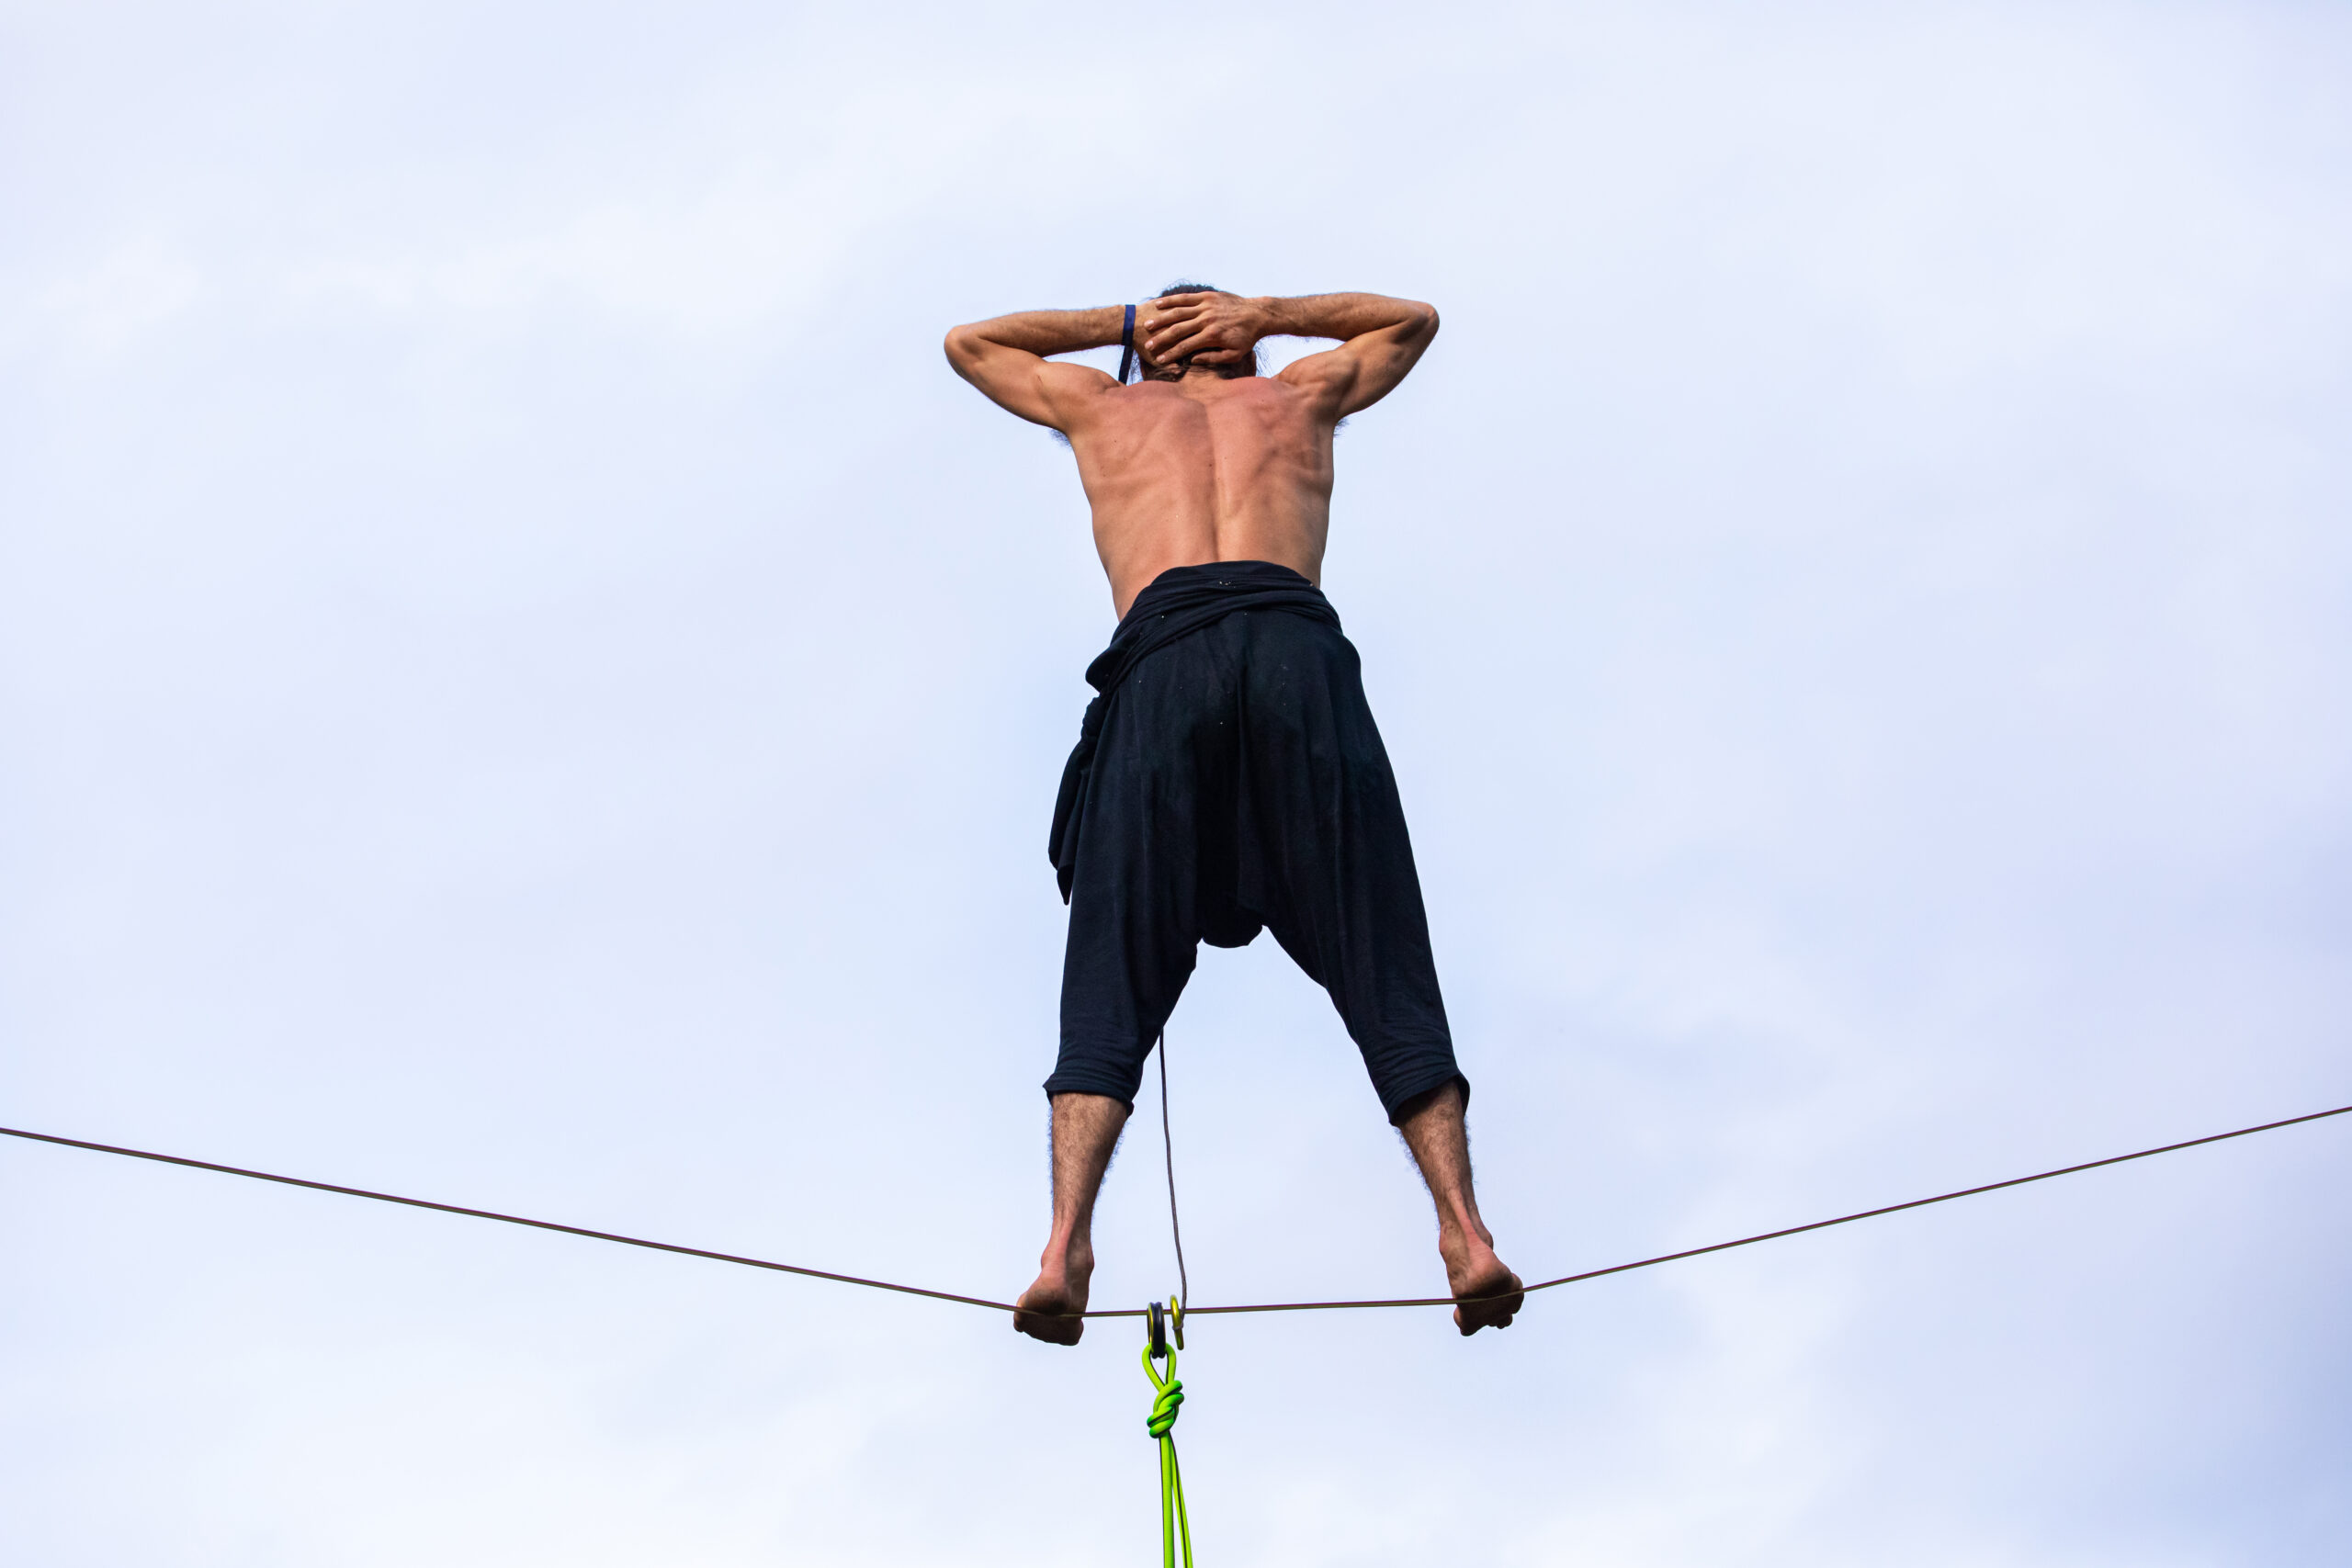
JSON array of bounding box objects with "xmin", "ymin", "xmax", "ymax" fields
[
  {"xmin": 1443, "ymin": 1231, "xmax": 1524, "ymax": 1336},
  {"xmin": 1012, "ymin": 1242, "xmax": 1091, "ymax": 1346}
]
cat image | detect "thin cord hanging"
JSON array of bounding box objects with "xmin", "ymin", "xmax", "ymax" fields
[{"xmin": 1158, "ymin": 1030, "xmax": 1190, "ymax": 1319}]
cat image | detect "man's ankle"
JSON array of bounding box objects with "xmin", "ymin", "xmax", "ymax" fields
[{"xmin": 1040, "ymin": 1231, "xmax": 1091, "ymax": 1274}]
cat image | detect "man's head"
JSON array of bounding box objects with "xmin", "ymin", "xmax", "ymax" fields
[{"xmin": 1132, "ymin": 281, "xmax": 1261, "ymax": 382}]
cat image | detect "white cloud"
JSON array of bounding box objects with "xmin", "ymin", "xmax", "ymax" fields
[{"xmin": 34, "ymin": 237, "xmax": 203, "ymax": 355}]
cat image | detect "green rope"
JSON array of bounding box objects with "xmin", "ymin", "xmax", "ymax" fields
[{"xmin": 1141, "ymin": 1303, "xmax": 1193, "ymax": 1568}]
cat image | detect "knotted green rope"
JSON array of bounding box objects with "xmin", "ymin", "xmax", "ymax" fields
[{"xmin": 1141, "ymin": 1308, "xmax": 1193, "ymax": 1568}]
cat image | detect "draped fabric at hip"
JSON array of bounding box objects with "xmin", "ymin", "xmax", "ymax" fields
[{"xmin": 1051, "ymin": 561, "xmax": 1339, "ymax": 902}]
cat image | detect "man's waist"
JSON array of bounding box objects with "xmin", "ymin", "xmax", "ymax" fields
[
  {"xmin": 1118, "ymin": 559, "xmax": 1317, "ymax": 625},
  {"xmin": 1087, "ymin": 562, "xmax": 1340, "ymax": 696}
]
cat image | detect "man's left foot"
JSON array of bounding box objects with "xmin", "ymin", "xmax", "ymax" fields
[{"xmin": 1012, "ymin": 1242, "xmax": 1092, "ymax": 1347}]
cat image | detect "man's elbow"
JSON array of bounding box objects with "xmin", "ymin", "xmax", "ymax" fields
[
  {"xmin": 1405, "ymin": 301, "xmax": 1440, "ymax": 341},
  {"xmin": 944, "ymin": 323, "xmax": 999, "ymax": 378}
]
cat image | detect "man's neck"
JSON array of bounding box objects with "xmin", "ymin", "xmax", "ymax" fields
[{"xmin": 1144, "ymin": 363, "xmax": 1257, "ymax": 386}]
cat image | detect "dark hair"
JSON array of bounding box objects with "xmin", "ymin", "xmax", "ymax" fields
[{"xmin": 1136, "ymin": 278, "xmax": 1259, "ymax": 380}]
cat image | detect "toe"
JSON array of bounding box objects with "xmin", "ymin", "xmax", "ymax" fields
[{"xmin": 1013, "ymin": 1304, "xmax": 1085, "ymax": 1346}]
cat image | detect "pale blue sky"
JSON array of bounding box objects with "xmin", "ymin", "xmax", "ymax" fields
[{"xmin": 5, "ymin": 3, "xmax": 2348, "ymax": 1564}]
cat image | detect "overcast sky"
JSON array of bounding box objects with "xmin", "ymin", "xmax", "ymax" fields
[{"xmin": 5, "ymin": 3, "xmax": 2349, "ymax": 1564}]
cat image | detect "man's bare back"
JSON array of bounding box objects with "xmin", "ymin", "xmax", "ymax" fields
[
  {"xmin": 944, "ymin": 286, "xmax": 1521, "ymax": 1343},
  {"xmin": 946, "ymin": 288, "xmax": 1439, "ymax": 615}
]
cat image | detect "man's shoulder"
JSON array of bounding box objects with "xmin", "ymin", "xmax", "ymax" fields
[
  {"xmin": 1271, "ymin": 347, "xmax": 1351, "ymax": 393},
  {"xmin": 1228, "ymin": 368, "xmax": 1341, "ymax": 433},
  {"xmin": 1079, "ymin": 374, "xmax": 1316, "ymax": 436},
  {"xmin": 1036, "ymin": 359, "xmax": 1119, "ymax": 398}
]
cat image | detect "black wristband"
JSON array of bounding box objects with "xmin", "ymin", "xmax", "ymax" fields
[{"xmin": 1118, "ymin": 302, "xmax": 1136, "ymax": 384}]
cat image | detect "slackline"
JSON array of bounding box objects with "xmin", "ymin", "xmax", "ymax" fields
[{"xmin": 3, "ymin": 1103, "xmax": 2346, "ymax": 1318}]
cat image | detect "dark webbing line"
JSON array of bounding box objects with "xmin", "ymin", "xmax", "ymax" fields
[
  {"xmin": 1184, "ymin": 1101, "xmax": 2352, "ymax": 1313},
  {"xmin": 0, "ymin": 1126, "xmax": 1023, "ymax": 1314},
  {"xmin": 4, "ymin": 1102, "xmax": 2345, "ymax": 1321}
]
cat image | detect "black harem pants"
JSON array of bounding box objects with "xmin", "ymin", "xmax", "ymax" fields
[{"xmin": 1044, "ymin": 560, "xmax": 1464, "ymax": 1122}]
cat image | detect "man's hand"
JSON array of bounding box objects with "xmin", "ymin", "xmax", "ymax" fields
[
  {"xmin": 1139, "ymin": 290, "xmax": 1269, "ymax": 369},
  {"xmin": 1142, "ymin": 289, "xmax": 1440, "ymax": 413}
]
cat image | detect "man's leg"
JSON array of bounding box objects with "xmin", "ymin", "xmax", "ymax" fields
[
  {"xmin": 1396, "ymin": 1080, "xmax": 1524, "ymax": 1335},
  {"xmin": 1012, "ymin": 1091, "xmax": 1131, "ymax": 1345},
  {"xmin": 1237, "ymin": 615, "xmax": 1518, "ymax": 1335},
  {"xmin": 1036, "ymin": 634, "xmax": 1224, "ymax": 1344}
]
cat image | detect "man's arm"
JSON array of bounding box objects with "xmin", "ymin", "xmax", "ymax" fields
[
  {"xmin": 944, "ymin": 307, "xmax": 1128, "ymax": 428},
  {"xmin": 1142, "ymin": 291, "xmax": 1441, "ymax": 416}
]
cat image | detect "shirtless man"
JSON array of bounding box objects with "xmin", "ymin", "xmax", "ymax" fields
[{"xmin": 945, "ymin": 286, "xmax": 1522, "ymax": 1342}]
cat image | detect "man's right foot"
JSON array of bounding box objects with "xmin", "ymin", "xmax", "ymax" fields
[
  {"xmin": 1012, "ymin": 1256, "xmax": 1091, "ymax": 1346},
  {"xmin": 1442, "ymin": 1231, "xmax": 1524, "ymax": 1336},
  {"xmin": 1451, "ymin": 1255, "xmax": 1525, "ymax": 1336}
]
